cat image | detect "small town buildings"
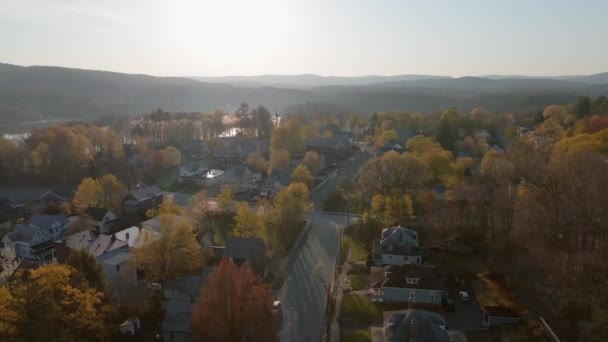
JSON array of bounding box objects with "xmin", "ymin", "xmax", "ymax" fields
[
  {"xmin": 122, "ymin": 186, "xmax": 164, "ymax": 215},
  {"xmin": 82, "ymin": 207, "xmax": 118, "ymax": 234},
  {"xmin": 2, "ymin": 223, "xmax": 56, "ymax": 258},
  {"xmin": 372, "ymin": 226, "xmax": 421, "ymax": 266},
  {"xmin": 220, "ymin": 166, "xmax": 261, "ymax": 193},
  {"xmin": 370, "ymin": 264, "xmax": 445, "ymax": 305}
]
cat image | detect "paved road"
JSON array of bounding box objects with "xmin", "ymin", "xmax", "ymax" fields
[{"xmin": 278, "ymin": 150, "xmax": 371, "ymax": 342}]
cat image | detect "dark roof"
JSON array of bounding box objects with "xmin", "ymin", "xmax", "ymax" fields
[
  {"xmin": 164, "ymin": 267, "xmax": 214, "ymax": 299},
  {"xmin": 127, "ymin": 185, "xmax": 163, "ymax": 201},
  {"xmin": 482, "ymin": 306, "xmax": 520, "ymax": 318},
  {"xmin": 224, "ymin": 237, "xmax": 266, "ymax": 260},
  {"xmin": 384, "ymin": 310, "xmax": 449, "ymax": 342},
  {"xmin": 83, "ymin": 207, "xmax": 112, "ymax": 221},
  {"xmin": 377, "ymin": 264, "xmax": 444, "ymax": 291},
  {"xmin": 30, "ymin": 241, "xmax": 72, "ymax": 263},
  {"xmin": 28, "ymin": 214, "xmax": 68, "ymax": 230}
]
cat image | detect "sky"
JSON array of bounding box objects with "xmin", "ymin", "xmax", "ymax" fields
[{"xmin": 2, "ymin": 0, "xmax": 608, "ymax": 77}]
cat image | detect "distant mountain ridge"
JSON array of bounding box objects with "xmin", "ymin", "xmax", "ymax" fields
[
  {"xmin": 192, "ymin": 72, "xmax": 608, "ymax": 88},
  {"xmin": 1, "ymin": 62, "xmax": 608, "ymax": 133}
]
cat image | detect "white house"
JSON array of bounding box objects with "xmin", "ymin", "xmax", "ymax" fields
[
  {"xmin": 82, "ymin": 207, "xmax": 118, "ymax": 234},
  {"xmin": 2, "ymin": 224, "xmax": 52, "ymax": 258},
  {"xmin": 372, "ymin": 226, "xmax": 421, "ymax": 266},
  {"xmin": 221, "ymin": 166, "xmax": 261, "ymax": 193},
  {"xmin": 370, "ymin": 264, "xmax": 445, "ymax": 305}
]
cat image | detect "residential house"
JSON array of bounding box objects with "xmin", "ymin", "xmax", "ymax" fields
[
  {"xmin": 481, "ymin": 306, "xmax": 521, "ymax": 327},
  {"xmin": 30, "ymin": 240, "xmax": 72, "ymax": 264},
  {"xmin": 262, "ymin": 169, "xmax": 290, "ymax": 195},
  {"xmin": 372, "ymin": 226, "xmax": 421, "ymax": 266},
  {"xmin": 82, "ymin": 207, "xmax": 118, "ymax": 234},
  {"xmin": 2, "ymin": 224, "xmax": 53, "ymax": 258},
  {"xmin": 28, "ymin": 214, "xmax": 69, "ymax": 240},
  {"xmin": 371, "ymin": 309, "xmax": 450, "ymax": 342},
  {"xmin": 114, "ymin": 226, "xmax": 142, "ymax": 248},
  {"xmin": 221, "ymin": 166, "xmax": 261, "ymax": 194},
  {"xmin": 39, "ymin": 189, "xmax": 74, "ymax": 208},
  {"xmin": 224, "ymin": 237, "xmax": 269, "ymax": 278},
  {"xmin": 162, "ymin": 267, "xmax": 214, "ymax": 342},
  {"xmin": 64, "ymin": 229, "xmax": 136, "ymax": 291},
  {"xmin": 122, "ymin": 186, "xmax": 164, "ymax": 215},
  {"xmin": 370, "ymin": 264, "xmax": 445, "ymax": 305}
]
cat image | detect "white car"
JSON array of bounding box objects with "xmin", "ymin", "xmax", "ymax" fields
[
  {"xmin": 147, "ymin": 282, "xmax": 162, "ymax": 290},
  {"xmin": 458, "ymin": 291, "xmax": 470, "ymax": 302}
]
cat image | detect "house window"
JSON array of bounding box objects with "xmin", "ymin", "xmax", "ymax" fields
[
  {"xmin": 406, "ymin": 278, "xmax": 419, "ymax": 285},
  {"xmin": 430, "ymin": 292, "xmax": 436, "ymax": 300}
]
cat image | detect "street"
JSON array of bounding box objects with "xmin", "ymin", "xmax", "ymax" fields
[{"xmin": 278, "ymin": 150, "xmax": 371, "ymax": 342}]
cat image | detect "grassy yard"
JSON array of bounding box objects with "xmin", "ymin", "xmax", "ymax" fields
[
  {"xmin": 347, "ymin": 263, "xmax": 370, "ymax": 290},
  {"xmin": 159, "ymin": 179, "xmax": 183, "ymax": 192},
  {"xmin": 339, "ymin": 294, "xmax": 382, "ymax": 326},
  {"xmin": 340, "ymin": 329, "xmax": 371, "ymax": 342},
  {"xmin": 340, "ymin": 235, "xmax": 369, "ymax": 264}
]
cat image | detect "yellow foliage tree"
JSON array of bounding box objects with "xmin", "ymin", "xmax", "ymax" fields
[
  {"xmin": 290, "ymin": 165, "xmax": 314, "ymax": 190},
  {"xmin": 131, "ymin": 214, "xmax": 204, "ymax": 282}
]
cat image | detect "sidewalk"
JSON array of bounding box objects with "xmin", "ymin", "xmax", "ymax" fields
[{"xmin": 329, "ymin": 247, "xmax": 353, "ymax": 342}]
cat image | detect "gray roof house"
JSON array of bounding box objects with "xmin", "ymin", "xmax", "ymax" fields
[
  {"xmin": 370, "ymin": 264, "xmax": 445, "ymax": 305},
  {"xmin": 28, "ymin": 214, "xmax": 69, "ymax": 240},
  {"xmin": 371, "ymin": 309, "xmax": 450, "ymax": 342},
  {"xmin": 373, "ymin": 226, "xmax": 421, "ymax": 266},
  {"xmin": 2, "ymin": 224, "xmax": 53, "ymax": 259},
  {"xmin": 224, "ymin": 237, "xmax": 269, "ymax": 278},
  {"xmin": 122, "ymin": 186, "xmax": 164, "ymax": 214}
]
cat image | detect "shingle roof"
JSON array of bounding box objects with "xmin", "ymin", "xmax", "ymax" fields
[
  {"xmin": 224, "ymin": 237, "xmax": 266, "ymax": 260},
  {"xmin": 28, "ymin": 214, "xmax": 68, "ymax": 231},
  {"xmin": 64, "ymin": 229, "xmax": 99, "ymax": 250},
  {"xmin": 164, "ymin": 267, "xmax": 214, "ymax": 299},
  {"xmin": 377, "ymin": 264, "xmax": 444, "ymax": 291},
  {"xmin": 128, "ymin": 186, "xmax": 163, "ymax": 201},
  {"xmin": 384, "ymin": 310, "xmax": 449, "ymax": 342},
  {"xmin": 102, "ymin": 250, "xmax": 130, "ymax": 266},
  {"xmin": 381, "ymin": 227, "xmax": 419, "ymax": 251}
]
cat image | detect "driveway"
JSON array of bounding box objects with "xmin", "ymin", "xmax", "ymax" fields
[{"xmin": 446, "ymin": 296, "xmax": 484, "ymax": 330}]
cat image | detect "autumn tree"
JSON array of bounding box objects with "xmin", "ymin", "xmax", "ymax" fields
[
  {"xmin": 146, "ymin": 198, "xmax": 185, "ymax": 218},
  {"xmin": 99, "ymin": 174, "xmax": 126, "ymax": 212},
  {"xmin": 267, "ymin": 182, "xmax": 310, "ymax": 252},
  {"xmin": 131, "ymin": 214, "xmax": 204, "ymax": 282},
  {"xmin": 73, "ymin": 174, "xmax": 126, "ymax": 211},
  {"xmin": 0, "ymin": 247, "xmax": 20, "ymax": 284},
  {"xmin": 270, "ymin": 148, "xmax": 291, "ymax": 170},
  {"xmin": 66, "ymin": 249, "xmax": 107, "ymax": 292},
  {"xmin": 189, "ymin": 191, "xmax": 210, "ymax": 234},
  {"xmin": 301, "ymin": 150, "xmax": 321, "ymax": 175},
  {"xmin": 246, "ymin": 151, "xmax": 270, "ymax": 174},
  {"xmin": 5, "ymin": 264, "xmax": 109, "ymax": 341},
  {"xmin": 217, "ymin": 186, "xmax": 234, "ymax": 213},
  {"xmin": 290, "ymin": 165, "xmax": 314, "ymax": 190},
  {"xmin": 192, "ymin": 259, "xmax": 277, "ymax": 342},
  {"xmin": 232, "ymin": 202, "xmax": 265, "ymax": 239}
]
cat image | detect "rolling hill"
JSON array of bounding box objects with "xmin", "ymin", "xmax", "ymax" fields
[{"xmin": 1, "ymin": 62, "xmax": 607, "ymax": 133}]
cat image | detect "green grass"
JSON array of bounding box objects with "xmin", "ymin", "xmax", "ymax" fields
[
  {"xmin": 347, "ymin": 274, "xmax": 368, "ymax": 291},
  {"xmin": 340, "ymin": 294, "xmax": 382, "ymax": 326},
  {"xmin": 350, "ymin": 242, "xmax": 369, "ymax": 263},
  {"xmin": 159, "ymin": 179, "xmax": 183, "ymax": 192},
  {"xmin": 340, "ymin": 329, "xmax": 371, "ymax": 342},
  {"xmin": 339, "ymin": 235, "xmax": 353, "ymax": 265}
]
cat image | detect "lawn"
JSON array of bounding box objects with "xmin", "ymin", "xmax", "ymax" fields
[
  {"xmin": 347, "ymin": 274, "xmax": 368, "ymax": 291},
  {"xmin": 339, "ymin": 294, "xmax": 382, "ymax": 326},
  {"xmin": 350, "ymin": 241, "xmax": 369, "ymax": 263},
  {"xmin": 340, "ymin": 329, "xmax": 371, "ymax": 342},
  {"xmin": 159, "ymin": 179, "xmax": 183, "ymax": 192}
]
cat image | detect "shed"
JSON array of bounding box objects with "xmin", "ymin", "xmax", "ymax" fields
[
  {"xmin": 120, "ymin": 317, "xmax": 141, "ymax": 335},
  {"xmin": 482, "ymin": 306, "xmax": 521, "ymax": 327}
]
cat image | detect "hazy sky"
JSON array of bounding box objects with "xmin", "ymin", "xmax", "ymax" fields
[{"xmin": 2, "ymin": 0, "xmax": 607, "ymax": 77}]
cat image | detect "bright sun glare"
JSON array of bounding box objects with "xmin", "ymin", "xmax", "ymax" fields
[{"xmin": 170, "ymin": 0, "xmax": 288, "ymax": 70}]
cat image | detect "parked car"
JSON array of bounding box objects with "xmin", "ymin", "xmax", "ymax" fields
[
  {"xmin": 147, "ymin": 282, "xmax": 162, "ymax": 290},
  {"xmin": 272, "ymin": 300, "xmax": 283, "ymax": 329},
  {"xmin": 458, "ymin": 291, "xmax": 470, "ymax": 302}
]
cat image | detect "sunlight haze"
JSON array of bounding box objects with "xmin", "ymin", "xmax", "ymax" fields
[{"xmin": 1, "ymin": 0, "xmax": 608, "ymax": 76}]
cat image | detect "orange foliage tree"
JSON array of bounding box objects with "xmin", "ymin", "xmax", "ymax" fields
[{"xmin": 191, "ymin": 259, "xmax": 277, "ymax": 342}]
